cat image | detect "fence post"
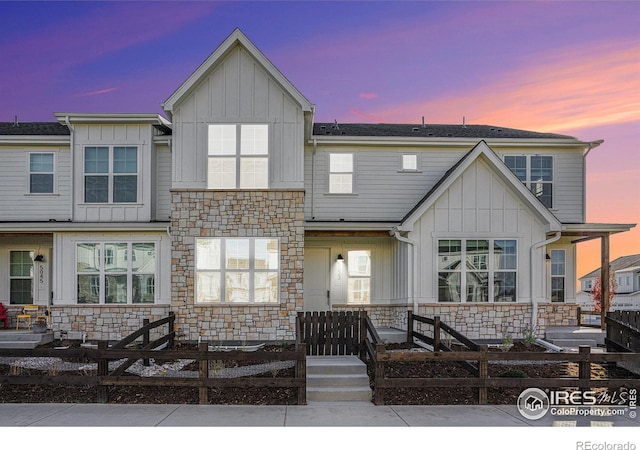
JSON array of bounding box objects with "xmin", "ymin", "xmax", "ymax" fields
[
  {"xmin": 97, "ymin": 340, "xmax": 109, "ymax": 404},
  {"xmin": 168, "ymin": 311, "xmax": 175, "ymax": 348},
  {"xmin": 576, "ymin": 306, "xmax": 582, "ymax": 327},
  {"xmin": 198, "ymin": 342, "xmax": 209, "ymax": 405},
  {"xmin": 434, "ymin": 316, "xmax": 441, "ymax": 352},
  {"xmin": 359, "ymin": 312, "xmax": 367, "ymax": 361},
  {"xmin": 578, "ymin": 346, "xmax": 591, "ymax": 386},
  {"xmin": 296, "ymin": 343, "xmax": 307, "ymax": 405},
  {"xmin": 142, "ymin": 318, "xmax": 150, "ymax": 366},
  {"xmin": 374, "ymin": 344, "xmax": 385, "ymax": 405},
  {"xmin": 406, "ymin": 310, "xmax": 413, "ymax": 344},
  {"xmin": 478, "ymin": 344, "xmax": 488, "ymax": 405}
]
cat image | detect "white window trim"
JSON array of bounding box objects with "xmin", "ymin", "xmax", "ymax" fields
[
  {"xmin": 82, "ymin": 145, "xmax": 140, "ymax": 204},
  {"xmin": 207, "ymin": 123, "xmax": 270, "ymax": 190},
  {"xmin": 399, "ymin": 153, "xmax": 421, "ymax": 173},
  {"xmin": 436, "ymin": 238, "xmax": 518, "ymax": 303},
  {"xmin": 195, "ymin": 237, "xmax": 280, "ymax": 305},
  {"xmin": 327, "ymin": 152, "xmax": 355, "ymax": 194},
  {"xmin": 504, "ymin": 154, "xmax": 555, "ymax": 209},
  {"xmin": 75, "ymin": 241, "xmax": 156, "ymax": 305},
  {"xmin": 26, "ymin": 152, "xmax": 57, "ymax": 195}
]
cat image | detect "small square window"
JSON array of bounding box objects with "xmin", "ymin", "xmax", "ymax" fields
[{"xmin": 402, "ymin": 154, "xmax": 418, "ymax": 171}]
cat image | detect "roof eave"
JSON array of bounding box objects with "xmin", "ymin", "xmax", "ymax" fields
[{"xmin": 309, "ymin": 135, "xmax": 587, "ymax": 148}]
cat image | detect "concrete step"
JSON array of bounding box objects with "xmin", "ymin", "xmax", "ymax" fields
[
  {"xmin": 0, "ymin": 341, "xmax": 39, "ymax": 349},
  {"xmin": 307, "ymin": 373, "xmax": 370, "ymax": 388},
  {"xmin": 307, "ymin": 386, "xmax": 372, "ymax": 402},
  {"xmin": 376, "ymin": 327, "xmax": 407, "ymax": 344},
  {"xmin": 306, "ymin": 356, "xmax": 366, "ymax": 375},
  {"xmin": 549, "ymin": 339, "xmax": 598, "ymax": 348},
  {"xmin": 545, "ymin": 327, "xmax": 605, "ymax": 345}
]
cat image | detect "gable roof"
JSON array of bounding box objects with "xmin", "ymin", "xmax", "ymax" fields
[
  {"xmin": 313, "ymin": 123, "xmax": 575, "ymax": 140},
  {"xmin": 398, "ymin": 140, "xmax": 562, "ymax": 232},
  {"xmin": 162, "ymin": 28, "xmax": 313, "ymax": 114},
  {"xmin": 580, "ymin": 254, "xmax": 640, "ymax": 279}
]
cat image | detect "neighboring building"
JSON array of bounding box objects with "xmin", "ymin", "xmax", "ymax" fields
[
  {"xmin": 578, "ymin": 254, "xmax": 640, "ymax": 310},
  {"xmin": 0, "ymin": 29, "xmax": 635, "ymax": 341}
]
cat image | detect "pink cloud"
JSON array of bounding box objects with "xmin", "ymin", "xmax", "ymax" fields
[
  {"xmin": 359, "ymin": 93, "xmax": 378, "ymax": 99},
  {"xmin": 79, "ymin": 88, "xmax": 117, "ymax": 97}
]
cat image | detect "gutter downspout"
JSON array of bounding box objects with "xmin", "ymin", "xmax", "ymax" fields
[
  {"xmin": 393, "ymin": 229, "xmax": 417, "ymax": 313},
  {"xmin": 582, "ymin": 139, "xmax": 603, "ymax": 224},
  {"xmin": 64, "ymin": 116, "xmax": 74, "ymax": 222},
  {"xmin": 530, "ymin": 231, "xmax": 561, "ymax": 331},
  {"xmin": 311, "ymin": 139, "xmax": 317, "ymax": 219}
]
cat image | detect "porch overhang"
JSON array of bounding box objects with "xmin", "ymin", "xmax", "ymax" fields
[
  {"xmin": 304, "ymin": 221, "xmax": 398, "ymax": 236},
  {"xmin": 561, "ymin": 223, "xmax": 636, "ymax": 244},
  {"xmin": 0, "ymin": 222, "xmax": 170, "ymax": 233}
]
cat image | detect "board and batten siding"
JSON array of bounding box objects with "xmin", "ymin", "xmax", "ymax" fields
[
  {"xmin": 72, "ymin": 124, "xmax": 154, "ymax": 222},
  {"xmin": 0, "ymin": 145, "xmax": 71, "ymax": 221},
  {"xmin": 171, "ymin": 46, "xmax": 305, "ymax": 190},
  {"xmin": 408, "ymin": 157, "xmax": 549, "ymax": 303},
  {"xmin": 154, "ymin": 145, "xmax": 172, "ymax": 221},
  {"xmin": 53, "ymin": 231, "xmax": 171, "ymax": 306}
]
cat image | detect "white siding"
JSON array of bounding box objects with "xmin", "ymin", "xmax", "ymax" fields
[
  {"xmin": 154, "ymin": 145, "xmax": 172, "ymax": 221},
  {"xmin": 53, "ymin": 231, "xmax": 171, "ymax": 306},
  {"xmin": 171, "ymin": 46, "xmax": 305, "ymax": 189},
  {"xmin": 0, "ymin": 145, "xmax": 71, "ymax": 220},
  {"xmin": 72, "ymin": 124, "xmax": 154, "ymax": 222},
  {"xmin": 408, "ymin": 158, "xmax": 548, "ymax": 303}
]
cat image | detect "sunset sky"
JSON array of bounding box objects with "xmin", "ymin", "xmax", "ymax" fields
[{"xmin": 1, "ymin": 0, "xmax": 638, "ymax": 283}]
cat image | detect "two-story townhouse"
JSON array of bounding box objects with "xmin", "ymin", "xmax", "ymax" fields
[
  {"xmin": 578, "ymin": 254, "xmax": 640, "ymax": 311},
  {"xmin": 0, "ymin": 29, "xmax": 634, "ymax": 342}
]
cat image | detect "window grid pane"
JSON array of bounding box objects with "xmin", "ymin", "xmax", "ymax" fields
[
  {"xmin": 402, "ymin": 154, "xmax": 417, "ymax": 171},
  {"xmin": 208, "ymin": 125, "xmax": 237, "ymax": 156},
  {"xmin": 240, "ymin": 125, "xmax": 268, "ymax": 155},
  {"xmin": 208, "ymin": 157, "xmax": 237, "ymax": 189},
  {"xmin": 113, "ymin": 147, "xmax": 137, "ymax": 173},
  {"xmin": 240, "ymin": 157, "xmax": 268, "ymax": 189}
]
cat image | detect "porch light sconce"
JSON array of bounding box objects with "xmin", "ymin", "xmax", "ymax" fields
[
  {"xmin": 545, "ymin": 253, "xmax": 551, "ymax": 261},
  {"xmin": 336, "ymin": 254, "xmax": 344, "ymax": 262},
  {"xmin": 34, "ymin": 255, "xmax": 45, "ymax": 262}
]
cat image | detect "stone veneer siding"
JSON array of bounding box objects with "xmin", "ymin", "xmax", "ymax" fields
[
  {"xmin": 171, "ymin": 190, "xmax": 304, "ymax": 342},
  {"xmin": 49, "ymin": 305, "xmax": 171, "ymax": 341}
]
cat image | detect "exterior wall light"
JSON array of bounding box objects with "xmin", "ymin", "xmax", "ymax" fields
[{"xmin": 336, "ymin": 254, "xmax": 344, "ymax": 261}]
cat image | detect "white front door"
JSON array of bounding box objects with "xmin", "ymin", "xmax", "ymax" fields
[{"xmin": 304, "ymin": 247, "xmax": 330, "ymax": 311}]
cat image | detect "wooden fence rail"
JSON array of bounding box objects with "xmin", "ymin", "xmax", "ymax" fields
[
  {"xmin": 606, "ymin": 311, "xmax": 640, "ymax": 352},
  {"xmin": 372, "ymin": 345, "xmax": 640, "ymax": 405},
  {"xmin": 0, "ymin": 343, "xmax": 307, "ymax": 405}
]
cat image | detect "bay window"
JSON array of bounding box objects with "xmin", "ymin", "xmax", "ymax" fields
[
  {"xmin": 196, "ymin": 238, "xmax": 279, "ymax": 304},
  {"xmin": 77, "ymin": 242, "xmax": 155, "ymax": 304},
  {"xmin": 207, "ymin": 124, "xmax": 269, "ymax": 189},
  {"xmin": 438, "ymin": 239, "xmax": 517, "ymax": 302}
]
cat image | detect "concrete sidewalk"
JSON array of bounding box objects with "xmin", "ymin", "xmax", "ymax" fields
[{"xmin": 0, "ymin": 402, "xmax": 638, "ymax": 427}]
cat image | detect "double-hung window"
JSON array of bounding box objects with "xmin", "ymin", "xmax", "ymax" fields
[
  {"xmin": 438, "ymin": 239, "xmax": 517, "ymax": 303},
  {"xmin": 504, "ymin": 155, "xmax": 553, "ymax": 208},
  {"xmin": 207, "ymin": 124, "xmax": 269, "ymax": 189},
  {"xmin": 347, "ymin": 250, "xmax": 371, "ymax": 304},
  {"xmin": 84, "ymin": 146, "xmax": 138, "ymax": 203},
  {"xmin": 196, "ymin": 238, "xmax": 279, "ymax": 304},
  {"xmin": 76, "ymin": 242, "xmax": 155, "ymax": 304},
  {"xmin": 329, "ymin": 153, "xmax": 353, "ymax": 193},
  {"xmin": 551, "ymin": 249, "xmax": 565, "ymax": 302},
  {"xmin": 29, "ymin": 153, "xmax": 54, "ymax": 193},
  {"xmin": 401, "ymin": 154, "xmax": 418, "ymax": 171},
  {"xmin": 10, "ymin": 251, "xmax": 34, "ymax": 304}
]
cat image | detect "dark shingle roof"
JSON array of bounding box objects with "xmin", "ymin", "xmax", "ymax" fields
[
  {"xmin": 313, "ymin": 123, "xmax": 574, "ymax": 139},
  {"xmin": 0, "ymin": 122, "xmax": 70, "ymax": 136},
  {"xmin": 581, "ymin": 254, "xmax": 640, "ymax": 279}
]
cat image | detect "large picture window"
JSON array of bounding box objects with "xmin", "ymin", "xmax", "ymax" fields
[
  {"xmin": 207, "ymin": 124, "xmax": 269, "ymax": 189},
  {"xmin": 438, "ymin": 239, "xmax": 517, "ymax": 303},
  {"xmin": 76, "ymin": 242, "xmax": 155, "ymax": 304},
  {"xmin": 29, "ymin": 153, "xmax": 54, "ymax": 193},
  {"xmin": 196, "ymin": 238, "xmax": 279, "ymax": 304},
  {"xmin": 84, "ymin": 146, "xmax": 138, "ymax": 203},
  {"xmin": 10, "ymin": 251, "xmax": 34, "ymax": 305},
  {"xmin": 504, "ymin": 155, "xmax": 553, "ymax": 208}
]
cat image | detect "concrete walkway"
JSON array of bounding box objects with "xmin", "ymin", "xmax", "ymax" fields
[{"xmin": 0, "ymin": 402, "xmax": 637, "ymax": 427}]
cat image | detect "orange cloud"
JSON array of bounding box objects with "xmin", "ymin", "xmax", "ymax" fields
[
  {"xmin": 359, "ymin": 93, "xmax": 378, "ymax": 99},
  {"xmin": 357, "ymin": 39, "xmax": 640, "ymax": 132}
]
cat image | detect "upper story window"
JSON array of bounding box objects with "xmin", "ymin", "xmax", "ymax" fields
[
  {"xmin": 329, "ymin": 153, "xmax": 353, "ymax": 193},
  {"xmin": 84, "ymin": 146, "xmax": 138, "ymax": 203},
  {"xmin": 29, "ymin": 153, "xmax": 54, "ymax": 194},
  {"xmin": 207, "ymin": 124, "xmax": 269, "ymax": 189},
  {"xmin": 401, "ymin": 154, "xmax": 418, "ymax": 171},
  {"xmin": 504, "ymin": 155, "xmax": 553, "ymax": 209}
]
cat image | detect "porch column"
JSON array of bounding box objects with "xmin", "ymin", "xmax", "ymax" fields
[{"xmin": 600, "ymin": 233, "xmax": 610, "ymax": 330}]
